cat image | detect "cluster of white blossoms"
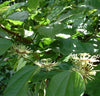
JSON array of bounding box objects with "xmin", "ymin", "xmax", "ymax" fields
[
  {"xmin": 34, "ymin": 58, "xmax": 58, "ymax": 71},
  {"xmin": 12, "ymin": 44, "xmax": 32, "ymax": 58},
  {"xmin": 70, "ymin": 53, "xmax": 100, "ymax": 82}
]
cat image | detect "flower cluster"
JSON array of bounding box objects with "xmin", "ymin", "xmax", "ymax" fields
[
  {"xmin": 12, "ymin": 44, "xmax": 32, "ymax": 58},
  {"xmin": 34, "ymin": 58, "xmax": 58, "ymax": 71},
  {"xmin": 70, "ymin": 53, "xmax": 99, "ymax": 82}
]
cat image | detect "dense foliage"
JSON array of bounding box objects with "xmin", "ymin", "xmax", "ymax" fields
[{"xmin": 0, "ymin": 0, "xmax": 100, "ymax": 96}]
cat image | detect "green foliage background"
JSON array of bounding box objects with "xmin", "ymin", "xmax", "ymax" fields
[{"xmin": 0, "ymin": 0, "xmax": 100, "ymax": 96}]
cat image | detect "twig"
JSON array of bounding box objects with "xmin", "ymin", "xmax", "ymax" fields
[{"xmin": 0, "ymin": 24, "xmax": 33, "ymax": 44}]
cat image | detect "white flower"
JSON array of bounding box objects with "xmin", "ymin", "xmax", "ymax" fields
[
  {"xmin": 70, "ymin": 53, "xmax": 100, "ymax": 82},
  {"xmin": 89, "ymin": 71, "xmax": 96, "ymax": 76}
]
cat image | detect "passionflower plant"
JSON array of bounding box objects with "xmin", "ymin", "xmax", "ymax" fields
[{"xmin": 70, "ymin": 53, "xmax": 100, "ymax": 83}]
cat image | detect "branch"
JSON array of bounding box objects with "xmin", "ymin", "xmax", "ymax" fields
[{"xmin": 0, "ymin": 24, "xmax": 33, "ymax": 44}]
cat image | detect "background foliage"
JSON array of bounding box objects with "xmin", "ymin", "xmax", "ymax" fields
[{"xmin": 0, "ymin": 0, "xmax": 100, "ymax": 96}]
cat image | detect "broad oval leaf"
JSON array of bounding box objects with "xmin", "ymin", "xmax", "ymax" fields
[
  {"xmin": 7, "ymin": 11, "xmax": 29, "ymax": 22},
  {"xmin": 4, "ymin": 65, "xmax": 40, "ymax": 96},
  {"xmin": 0, "ymin": 38, "xmax": 12, "ymax": 56},
  {"xmin": 47, "ymin": 70, "xmax": 85, "ymax": 96},
  {"xmin": 57, "ymin": 38, "xmax": 94, "ymax": 55},
  {"xmin": 37, "ymin": 23, "xmax": 64, "ymax": 39}
]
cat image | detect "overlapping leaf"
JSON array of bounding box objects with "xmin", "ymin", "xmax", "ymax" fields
[
  {"xmin": 0, "ymin": 38, "xmax": 12, "ymax": 56},
  {"xmin": 4, "ymin": 65, "xmax": 40, "ymax": 96},
  {"xmin": 7, "ymin": 11, "xmax": 29, "ymax": 21},
  {"xmin": 37, "ymin": 23, "xmax": 64, "ymax": 38},
  {"xmin": 47, "ymin": 70, "xmax": 85, "ymax": 96},
  {"xmin": 86, "ymin": 0, "xmax": 100, "ymax": 10},
  {"xmin": 5, "ymin": 2, "xmax": 26, "ymax": 16},
  {"xmin": 56, "ymin": 38, "xmax": 95, "ymax": 55}
]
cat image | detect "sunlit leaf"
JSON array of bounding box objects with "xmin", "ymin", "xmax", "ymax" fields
[
  {"xmin": 17, "ymin": 58, "xmax": 27, "ymax": 71},
  {"xmin": 47, "ymin": 70, "xmax": 85, "ymax": 96},
  {"xmin": 0, "ymin": 0, "xmax": 14, "ymax": 8},
  {"xmin": 28, "ymin": 0, "xmax": 40, "ymax": 9},
  {"xmin": 5, "ymin": 2, "xmax": 26, "ymax": 16}
]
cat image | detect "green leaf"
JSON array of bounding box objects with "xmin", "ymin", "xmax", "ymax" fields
[
  {"xmin": 47, "ymin": 70, "xmax": 85, "ymax": 96},
  {"xmin": 0, "ymin": 6, "xmax": 10, "ymax": 15},
  {"xmin": 37, "ymin": 23, "xmax": 64, "ymax": 38},
  {"xmin": 56, "ymin": 12, "xmax": 72, "ymax": 22},
  {"xmin": 17, "ymin": 58, "xmax": 27, "ymax": 71},
  {"xmin": 38, "ymin": 26, "xmax": 53, "ymax": 38},
  {"xmin": 7, "ymin": 11, "xmax": 29, "ymax": 22},
  {"xmin": 5, "ymin": 2, "xmax": 26, "ymax": 16},
  {"xmin": 4, "ymin": 65, "xmax": 40, "ymax": 96},
  {"xmin": 28, "ymin": 0, "xmax": 40, "ymax": 9},
  {"xmin": 32, "ymin": 70, "xmax": 61, "ymax": 83},
  {"xmin": 6, "ymin": 19, "xmax": 23, "ymax": 25},
  {"xmin": 58, "ymin": 38, "xmax": 74, "ymax": 55},
  {"xmin": 0, "ymin": 0, "xmax": 13, "ymax": 8},
  {"xmin": 74, "ymin": 40, "xmax": 94, "ymax": 54},
  {"xmin": 42, "ymin": 38, "xmax": 52, "ymax": 45},
  {"xmin": 87, "ymin": 0, "xmax": 100, "ymax": 10},
  {"xmin": 86, "ymin": 65, "xmax": 100, "ymax": 96},
  {"xmin": 0, "ymin": 28, "xmax": 9, "ymax": 38},
  {"xmin": 56, "ymin": 38, "xmax": 94, "ymax": 55},
  {"xmin": 0, "ymin": 38, "xmax": 12, "ymax": 56},
  {"xmin": 47, "ymin": 6, "xmax": 64, "ymax": 21}
]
